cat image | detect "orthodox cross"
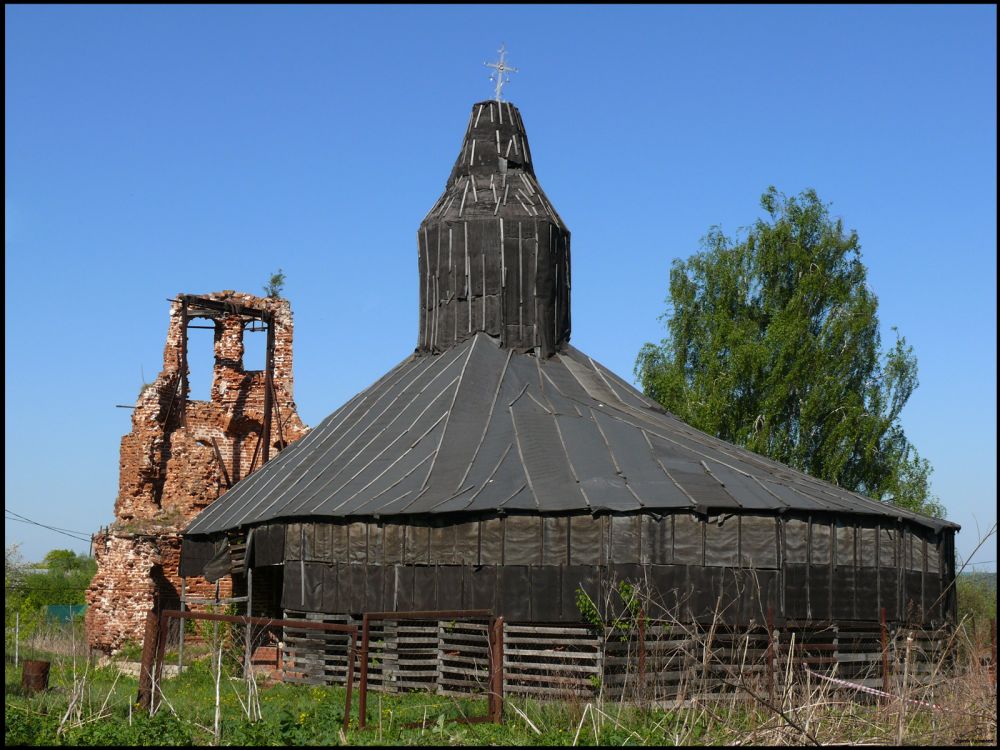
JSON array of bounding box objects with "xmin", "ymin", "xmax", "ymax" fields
[{"xmin": 484, "ymin": 44, "xmax": 518, "ymax": 102}]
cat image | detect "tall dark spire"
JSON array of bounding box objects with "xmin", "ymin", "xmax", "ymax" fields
[{"xmin": 417, "ymin": 100, "xmax": 570, "ymax": 356}]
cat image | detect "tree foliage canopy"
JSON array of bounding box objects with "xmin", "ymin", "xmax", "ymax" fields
[
  {"xmin": 6, "ymin": 546, "xmax": 95, "ymax": 626},
  {"xmin": 635, "ymin": 187, "xmax": 943, "ymax": 518},
  {"xmin": 7, "ymin": 545, "xmax": 95, "ymax": 648}
]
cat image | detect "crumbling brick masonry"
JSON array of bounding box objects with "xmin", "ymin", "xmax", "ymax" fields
[{"xmin": 86, "ymin": 291, "xmax": 308, "ymax": 653}]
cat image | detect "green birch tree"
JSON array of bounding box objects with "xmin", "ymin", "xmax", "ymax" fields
[{"xmin": 635, "ymin": 187, "xmax": 944, "ymax": 518}]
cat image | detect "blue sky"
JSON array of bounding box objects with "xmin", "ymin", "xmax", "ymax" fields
[{"xmin": 6, "ymin": 5, "xmax": 996, "ymax": 570}]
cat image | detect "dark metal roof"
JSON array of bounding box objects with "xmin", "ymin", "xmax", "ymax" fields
[
  {"xmin": 185, "ymin": 333, "xmax": 956, "ymax": 535},
  {"xmin": 416, "ymin": 100, "xmax": 571, "ymax": 356}
]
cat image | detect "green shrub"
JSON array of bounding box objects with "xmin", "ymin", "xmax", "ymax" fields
[
  {"xmin": 5, "ymin": 705, "xmax": 60, "ymax": 746},
  {"xmin": 957, "ymin": 573, "xmax": 997, "ymax": 624},
  {"xmin": 219, "ymin": 717, "xmax": 283, "ymax": 746},
  {"xmin": 117, "ymin": 640, "xmax": 143, "ymax": 662}
]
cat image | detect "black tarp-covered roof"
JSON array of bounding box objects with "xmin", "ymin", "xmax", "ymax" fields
[
  {"xmin": 417, "ymin": 100, "xmax": 571, "ymax": 356},
  {"xmin": 185, "ymin": 333, "xmax": 955, "ymax": 535},
  {"xmin": 184, "ymin": 98, "xmax": 955, "ymax": 540}
]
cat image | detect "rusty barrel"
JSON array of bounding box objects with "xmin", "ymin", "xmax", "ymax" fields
[{"xmin": 21, "ymin": 659, "xmax": 51, "ymax": 694}]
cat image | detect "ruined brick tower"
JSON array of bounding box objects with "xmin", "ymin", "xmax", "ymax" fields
[{"xmin": 86, "ymin": 291, "xmax": 308, "ymax": 653}]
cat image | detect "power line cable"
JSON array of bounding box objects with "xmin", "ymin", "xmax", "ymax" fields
[
  {"xmin": 5, "ymin": 509, "xmax": 92, "ymax": 543},
  {"xmin": 4, "ymin": 517, "xmax": 91, "ymax": 543},
  {"xmin": 5, "ymin": 508, "xmax": 91, "ymax": 537}
]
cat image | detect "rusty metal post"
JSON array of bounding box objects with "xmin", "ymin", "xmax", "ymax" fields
[
  {"xmin": 766, "ymin": 606, "xmax": 775, "ymax": 702},
  {"xmin": 154, "ymin": 610, "xmax": 358, "ymax": 727},
  {"xmin": 153, "ymin": 614, "xmax": 167, "ymax": 709},
  {"xmin": 880, "ymin": 607, "xmax": 890, "ymax": 697},
  {"xmin": 489, "ymin": 617, "xmax": 497, "ymax": 722},
  {"xmin": 136, "ymin": 608, "xmax": 160, "ymax": 710},
  {"xmin": 486, "ymin": 616, "xmax": 498, "ymax": 722},
  {"xmin": 490, "ymin": 616, "xmax": 504, "ymax": 723},
  {"xmin": 638, "ymin": 607, "xmax": 646, "ymax": 701},
  {"xmin": 343, "ymin": 628, "xmax": 357, "ymax": 733},
  {"xmin": 150, "ymin": 610, "xmax": 169, "ymax": 712},
  {"xmin": 358, "ymin": 615, "xmax": 371, "ymax": 730},
  {"xmin": 359, "ymin": 610, "xmax": 496, "ymax": 726}
]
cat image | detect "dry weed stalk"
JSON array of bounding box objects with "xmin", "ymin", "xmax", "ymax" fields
[{"xmin": 580, "ymin": 567, "xmax": 996, "ymax": 746}]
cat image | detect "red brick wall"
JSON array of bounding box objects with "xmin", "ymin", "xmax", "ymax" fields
[{"xmin": 86, "ymin": 291, "xmax": 308, "ymax": 653}]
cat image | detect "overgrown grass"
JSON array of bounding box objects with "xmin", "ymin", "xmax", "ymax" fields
[
  {"xmin": 5, "ymin": 655, "xmax": 645, "ymax": 746},
  {"xmin": 5, "ymin": 619, "xmax": 997, "ymax": 746}
]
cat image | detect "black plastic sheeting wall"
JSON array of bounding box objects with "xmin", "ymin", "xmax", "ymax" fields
[
  {"xmin": 273, "ymin": 513, "xmax": 945, "ymax": 573},
  {"xmin": 180, "ymin": 511, "xmax": 955, "ymax": 627},
  {"xmin": 179, "ymin": 536, "xmax": 228, "ymax": 578},
  {"xmin": 274, "ymin": 556, "xmax": 946, "ymax": 627},
  {"xmin": 278, "ymin": 560, "xmax": 783, "ymax": 625}
]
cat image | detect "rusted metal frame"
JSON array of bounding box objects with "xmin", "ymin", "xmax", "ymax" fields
[
  {"xmin": 178, "ymin": 294, "xmax": 270, "ymax": 322},
  {"xmin": 489, "ymin": 615, "xmax": 504, "ymax": 723},
  {"xmin": 358, "ymin": 609, "xmax": 496, "ymax": 728},
  {"xmin": 136, "ymin": 603, "xmax": 161, "ymax": 709},
  {"xmin": 149, "ymin": 609, "xmax": 358, "ymax": 731},
  {"xmin": 358, "ymin": 614, "xmax": 372, "ymax": 728},
  {"xmin": 210, "ymin": 437, "xmax": 233, "ymax": 488},
  {"xmin": 358, "ymin": 609, "xmax": 498, "ymax": 730},
  {"xmin": 363, "ymin": 609, "xmax": 493, "ymax": 622},
  {"xmin": 157, "ymin": 608, "xmax": 357, "ymax": 635},
  {"xmin": 151, "ymin": 603, "xmax": 170, "ymax": 711},
  {"xmin": 261, "ymin": 314, "xmax": 276, "ymax": 465},
  {"xmin": 396, "ymin": 616, "xmax": 500, "ymax": 730}
]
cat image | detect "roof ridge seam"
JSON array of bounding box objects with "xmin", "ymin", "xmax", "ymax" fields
[
  {"xmin": 329, "ymin": 410, "xmax": 450, "ymax": 515},
  {"xmin": 312, "ymin": 380, "xmax": 460, "ymax": 515},
  {"xmin": 287, "ymin": 354, "xmax": 468, "ymax": 515},
  {"xmin": 418, "ymin": 335, "xmax": 479, "ymax": 495},
  {"xmin": 456, "ymin": 348, "xmax": 514, "ymax": 491},
  {"xmin": 251, "ymin": 356, "xmax": 448, "ymax": 522}
]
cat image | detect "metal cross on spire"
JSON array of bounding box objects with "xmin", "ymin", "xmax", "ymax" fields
[{"xmin": 484, "ymin": 44, "xmax": 518, "ymax": 103}]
